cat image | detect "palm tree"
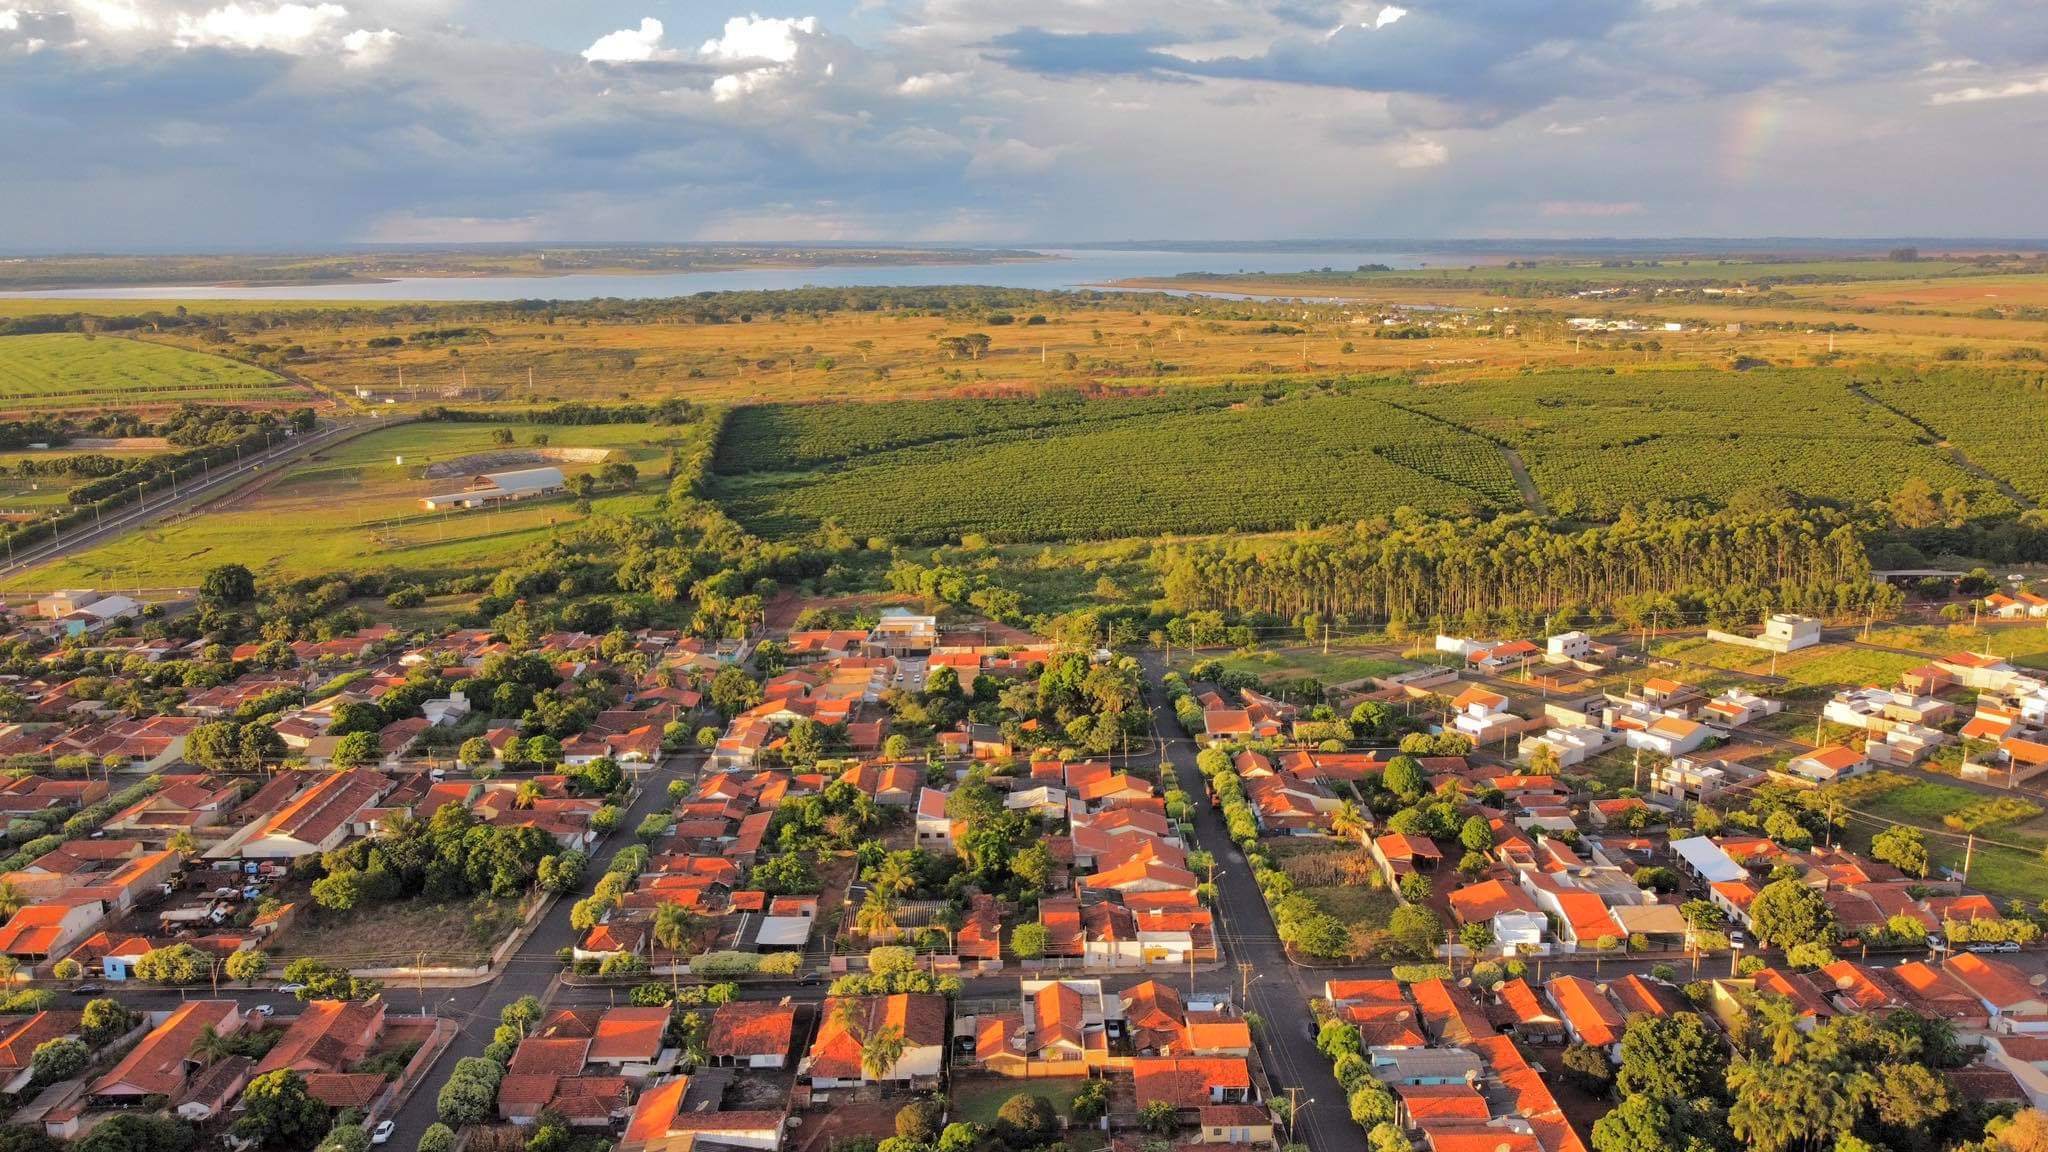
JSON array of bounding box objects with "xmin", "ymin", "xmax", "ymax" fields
[
  {"xmin": 189, "ymin": 1025, "xmax": 237, "ymax": 1068},
  {"xmin": 653, "ymin": 904, "xmax": 698, "ymax": 955},
  {"xmin": 1752, "ymin": 994, "xmax": 1806, "ymax": 1066},
  {"xmin": 859, "ymin": 1024, "xmax": 908, "ymax": 1082},
  {"xmin": 0, "ymin": 882, "xmax": 25, "ymax": 919},
  {"xmin": 854, "ymin": 891, "xmax": 899, "ymax": 941},
  {"xmin": 873, "ymin": 855, "xmax": 918, "ymax": 898},
  {"xmin": 1330, "ymin": 800, "xmax": 1367, "ymax": 842},
  {"xmin": 515, "ymin": 780, "xmax": 542, "ymax": 810}
]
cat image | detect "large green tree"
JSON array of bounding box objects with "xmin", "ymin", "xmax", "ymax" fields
[
  {"xmin": 1617, "ymin": 1012, "xmax": 1726, "ymax": 1102},
  {"xmin": 234, "ymin": 1070, "xmax": 330, "ymax": 1150},
  {"xmin": 1749, "ymin": 877, "xmax": 1837, "ymax": 950}
]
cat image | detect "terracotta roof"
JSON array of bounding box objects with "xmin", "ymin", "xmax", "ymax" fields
[
  {"xmin": 805, "ymin": 994, "xmax": 945, "ymax": 1081},
  {"xmin": 1448, "ymin": 879, "xmax": 1539, "ymax": 924},
  {"xmin": 1035, "ymin": 981, "xmax": 1086, "ymax": 1051},
  {"xmin": 92, "ymin": 1000, "xmax": 238, "ymax": 1097},
  {"xmin": 1946, "ymin": 952, "xmax": 2045, "ymax": 1010},
  {"xmin": 589, "ymin": 1007, "xmax": 669, "ymax": 1063},
  {"xmin": 1132, "ymin": 1057, "xmax": 1251, "ymax": 1109},
  {"xmin": 1397, "ymin": 1082, "xmax": 1489, "ymax": 1122},
  {"xmin": 509, "ymin": 1036, "xmax": 592, "ymax": 1076},
  {"xmin": 1546, "ymin": 976, "xmax": 1623, "ymax": 1048},
  {"xmin": 708, "ymin": 1001, "xmax": 795, "ymax": 1059}
]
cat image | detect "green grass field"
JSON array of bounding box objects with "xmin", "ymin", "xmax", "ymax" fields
[
  {"xmin": 1193, "ymin": 646, "xmax": 1412, "ymax": 687},
  {"xmin": 0, "ymin": 333, "xmax": 302, "ymax": 411},
  {"xmin": 2, "ymin": 420, "xmax": 694, "ymax": 587}
]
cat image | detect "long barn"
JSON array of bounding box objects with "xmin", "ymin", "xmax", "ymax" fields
[{"xmin": 421, "ymin": 466, "xmax": 566, "ymax": 510}]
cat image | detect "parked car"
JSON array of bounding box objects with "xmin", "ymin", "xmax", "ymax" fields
[
  {"xmin": 371, "ymin": 1122, "xmax": 395, "ymax": 1145},
  {"xmin": 251, "ymin": 1004, "xmax": 275, "ymax": 1017},
  {"xmin": 1968, "ymin": 940, "xmax": 2022, "ymax": 954},
  {"xmin": 69, "ymin": 984, "xmax": 104, "ymax": 996},
  {"xmin": 1727, "ymin": 930, "xmax": 1746, "ymax": 947},
  {"xmin": 276, "ymin": 982, "xmax": 307, "ymax": 994}
]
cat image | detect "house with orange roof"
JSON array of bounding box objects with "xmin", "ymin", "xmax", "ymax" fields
[
  {"xmin": 1947, "ymin": 952, "xmax": 2048, "ymax": 1033},
  {"xmin": 1131, "ymin": 1056, "xmax": 1255, "ymax": 1116},
  {"xmin": 1493, "ymin": 978, "xmax": 1565, "ymax": 1045},
  {"xmin": 3, "ymin": 840, "xmax": 179, "ymax": 912},
  {"xmin": 915, "ymin": 787, "xmax": 958, "ymax": 852},
  {"xmin": 798, "ymin": 995, "xmax": 946, "ymax": 1088},
  {"xmin": 588, "ymin": 1006, "xmax": 670, "ymax": 1074},
  {"xmin": 0, "ymin": 1011, "xmax": 83, "ymax": 1094},
  {"xmin": 90, "ymin": 1000, "xmax": 242, "ymax": 1101},
  {"xmin": 1396, "ymin": 1082, "xmax": 1490, "ymax": 1127},
  {"xmin": 212, "ymin": 768, "xmax": 391, "ymax": 860},
  {"xmin": 618, "ymin": 1075, "xmax": 787, "ymax": 1152},
  {"xmin": 1421, "ymin": 1125, "xmax": 1543, "ymax": 1152},
  {"xmin": 974, "ymin": 979, "xmax": 1112, "ymax": 1078},
  {"xmin": 1370, "ymin": 833, "xmax": 1442, "ymax": 887},
  {"xmin": 0, "ymin": 898, "xmax": 106, "ymax": 964},
  {"xmin": 708, "ymin": 1002, "xmax": 796, "ymax": 1069},
  {"xmin": 1544, "ymin": 976, "xmax": 1624, "ymax": 1056},
  {"xmin": 1039, "ymin": 897, "xmax": 1083, "ymax": 959},
  {"xmin": 1785, "ymin": 744, "xmax": 1869, "ymax": 784},
  {"xmin": 1447, "ymin": 878, "xmax": 1547, "ymax": 954},
  {"xmin": 1881, "ymin": 961, "xmax": 1991, "ymax": 1029},
  {"xmin": 1938, "ymin": 652, "xmax": 2021, "ymax": 691}
]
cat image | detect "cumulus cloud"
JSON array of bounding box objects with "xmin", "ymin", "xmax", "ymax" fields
[
  {"xmin": 897, "ymin": 70, "xmax": 963, "ymax": 95},
  {"xmin": 340, "ymin": 24, "xmax": 394, "ymax": 63},
  {"xmin": 172, "ymin": 2, "xmax": 347, "ymax": 52},
  {"xmin": 582, "ymin": 17, "xmax": 672, "ymax": 62},
  {"xmin": 7, "ymin": 0, "xmax": 2048, "ymax": 246},
  {"xmin": 1931, "ymin": 75, "xmax": 2048, "ymax": 104},
  {"xmin": 700, "ymin": 13, "xmax": 814, "ymax": 63}
]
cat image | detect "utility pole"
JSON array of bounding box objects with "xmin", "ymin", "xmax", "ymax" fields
[
  {"xmin": 417, "ymin": 952, "xmax": 427, "ymax": 1013},
  {"xmin": 1238, "ymin": 961, "xmax": 1255, "ymax": 1001},
  {"xmin": 1963, "ymin": 834, "xmax": 1975, "ymax": 880},
  {"xmin": 1285, "ymin": 1088, "xmax": 1303, "ymax": 1145}
]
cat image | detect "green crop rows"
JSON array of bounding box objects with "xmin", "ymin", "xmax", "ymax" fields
[
  {"xmin": 1862, "ymin": 369, "xmax": 2048, "ymax": 504},
  {"xmin": 714, "ymin": 390, "xmax": 1522, "ymax": 542}
]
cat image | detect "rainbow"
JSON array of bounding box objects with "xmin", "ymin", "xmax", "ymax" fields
[{"xmin": 1723, "ymin": 96, "xmax": 1783, "ymax": 185}]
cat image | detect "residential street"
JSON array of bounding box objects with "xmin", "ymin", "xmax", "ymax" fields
[
  {"xmin": 372, "ymin": 753, "xmax": 695, "ymax": 1148},
  {"xmin": 1138, "ymin": 653, "xmax": 1349, "ymax": 1152}
]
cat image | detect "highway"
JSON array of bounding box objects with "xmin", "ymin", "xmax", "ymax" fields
[{"xmin": 0, "ymin": 416, "xmax": 381, "ymax": 583}]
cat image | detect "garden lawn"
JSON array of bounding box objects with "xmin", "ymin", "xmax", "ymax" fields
[{"xmin": 950, "ymin": 1078, "xmax": 1080, "ymax": 1127}]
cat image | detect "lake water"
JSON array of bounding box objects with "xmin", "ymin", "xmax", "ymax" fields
[{"xmin": 3, "ymin": 248, "xmax": 1433, "ymax": 302}]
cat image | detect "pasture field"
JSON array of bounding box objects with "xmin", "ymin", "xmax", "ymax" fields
[
  {"xmin": 713, "ymin": 388, "xmax": 1523, "ymax": 543},
  {"xmin": 0, "ymin": 419, "xmax": 692, "ymax": 588},
  {"xmin": 1864, "ymin": 623, "xmax": 2048, "ymax": 669},
  {"xmin": 0, "ymin": 333, "xmax": 303, "ymax": 411}
]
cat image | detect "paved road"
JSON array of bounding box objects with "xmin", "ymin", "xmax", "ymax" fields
[
  {"xmin": 1139, "ymin": 653, "xmax": 1349, "ymax": 1152},
  {"xmin": 372, "ymin": 753, "xmax": 693, "ymax": 1148},
  {"xmin": 0, "ymin": 416, "xmax": 391, "ymax": 582}
]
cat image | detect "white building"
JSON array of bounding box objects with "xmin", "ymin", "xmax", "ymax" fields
[
  {"xmin": 1518, "ymin": 725, "xmax": 1609, "ymax": 769},
  {"xmin": 421, "ymin": 466, "xmax": 567, "ymax": 511},
  {"xmin": 1546, "ymin": 632, "xmax": 1593, "ymax": 661}
]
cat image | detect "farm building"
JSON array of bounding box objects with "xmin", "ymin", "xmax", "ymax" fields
[{"xmin": 421, "ymin": 467, "xmax": 566, "ymax": 510}]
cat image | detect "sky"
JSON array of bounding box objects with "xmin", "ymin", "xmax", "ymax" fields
[{"xmin": 3, "ymin": 0, "xmax": 2047, "ymax": 248}]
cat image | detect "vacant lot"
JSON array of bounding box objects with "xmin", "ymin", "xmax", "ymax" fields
[
  {"xmin": 274, "ymin": 894, "xmax": 527, "ymax": 968},
  {"xmin": 4, "ymin": 419, "xmax": 692, "ymax": 587},
  {"xmin": 0, "ymin": 333, "xmax": 303, "ymax": 412}
]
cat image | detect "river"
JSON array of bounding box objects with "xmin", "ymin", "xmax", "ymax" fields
[{"xmin": 1, "ymin": 248, "xmax": 1433, "ymax": 302}]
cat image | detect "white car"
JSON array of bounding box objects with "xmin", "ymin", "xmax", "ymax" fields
[
  {"xmin": 251, "ymin": 1004, "xmax": 274, "ymax": 1017},
  {"xmin": 276, "ymin": 982, "xmax": 307, "ymax": 994},
  {"xmin": 371, "ymin": 1122, "xmax": 395, "ymax": 1146}
]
